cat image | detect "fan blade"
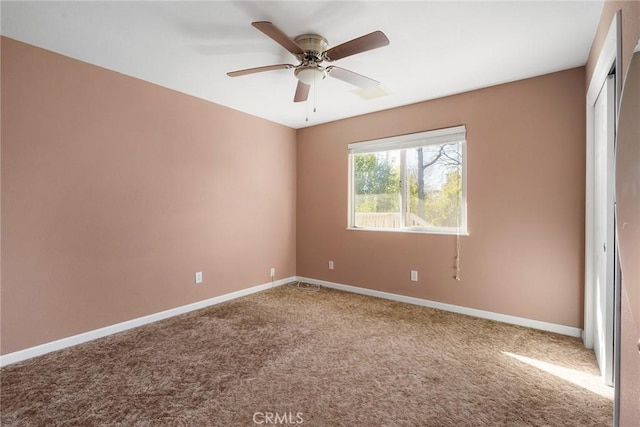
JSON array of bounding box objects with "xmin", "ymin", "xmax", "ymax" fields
[
  {"xmin": 227, "ymin": 64, "xmax": 294, "ymax": 77},
  {"xmin": 323, "ymin": 30, "xmax": 389, "ymax": 61},
  {"xmin": 327, "ymin": 66, "xmax": 380, "ymax": 89},
  {"xmin": 252, "ymin": 21, "xmax": 305, "ymax": 56},
  {"xmin": 294, "ymin": 81, "xmax": 310, "ymax": 103}
]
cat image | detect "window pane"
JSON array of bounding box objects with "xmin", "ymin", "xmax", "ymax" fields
[
  {"xmin": 406, "ymin": 143, "xmax": 462, "ymax": 228},
  {"xmin": 353, "ymin": 151, "xmax": 401, "ymax": 228}
]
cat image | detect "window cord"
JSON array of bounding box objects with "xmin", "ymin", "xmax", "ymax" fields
[{"xmin": 454, "ymin": 141, "xmax": 462, "ymax": 281}]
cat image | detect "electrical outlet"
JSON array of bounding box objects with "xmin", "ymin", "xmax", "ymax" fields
[
  {"xmin": 410, "ymin": 270, "xmax": 418, "ymax": 282},
  {"xmin": 270, "ymin": 267, "xmax": 275, "ymax": 278},
  {"xmin": 328, "ymin": 261, "xmax": 334, "ymax": 270},
  {"xmin": 195, "ymin": 271, "xmax": 203, "ymax": 284}
]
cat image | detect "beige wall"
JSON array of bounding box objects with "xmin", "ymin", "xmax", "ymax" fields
[
  {"xmin": 1, "ymin": 37, "xmax": 297, "ymax": 355},
  {"xmin": 586, "ymin": 1, "xmax": 640, "ymax": 425},
  {"xmin": 297, "ymin": 67, "xmax": 586, "ymax": 328}
]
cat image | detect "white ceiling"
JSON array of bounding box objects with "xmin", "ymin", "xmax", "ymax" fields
[{"xmin": 1, "ymin": 1, "xmax": 603, "ymax": 129}]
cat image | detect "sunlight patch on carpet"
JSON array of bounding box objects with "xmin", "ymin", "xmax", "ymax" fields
[{"xmin": 501, "ymin": 351, "xmax": 614, "ymax": 400}]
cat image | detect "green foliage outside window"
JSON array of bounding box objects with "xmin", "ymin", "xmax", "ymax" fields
[{"xmin": 353, "ymin": 153, "xmax": 400, "ymax": 213}]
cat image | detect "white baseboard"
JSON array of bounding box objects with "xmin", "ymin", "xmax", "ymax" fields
[
  {"xmin": 296, "ymin": 276, "xmax": 583, "ymax": 338},
  {"xmin": 1, "ymin": 275, "xmax": 582, "ymax": 367},
  {"xmin": 0, "ymin": 276, "xmax": 295, "ymax": 367}
]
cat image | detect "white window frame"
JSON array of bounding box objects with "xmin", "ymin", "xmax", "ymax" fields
[{"xmin": 347, "ymin": 125, "xmax": 468, "ymax": 235}]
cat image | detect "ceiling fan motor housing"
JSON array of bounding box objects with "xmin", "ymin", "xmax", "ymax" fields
[{"xmin": 294, "ymin": 34, "xmax": 328, "ymax": 63}]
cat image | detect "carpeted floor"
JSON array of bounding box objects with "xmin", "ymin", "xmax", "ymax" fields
[{"xmin": 1, "ymin": 284, "xmax": 612, "ymax": 426}]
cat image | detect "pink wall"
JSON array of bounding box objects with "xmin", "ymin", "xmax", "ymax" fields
[
  {"xmin": 1, "ymin": 37, "xmax": 297, "ymax": 355},
  {"xmin": 586, "ymin": 1, "xmax": 640, "ymax": 424},
  {"xmin": 297, "ymin": 68, "xmax": 586, "ymax": 328}
]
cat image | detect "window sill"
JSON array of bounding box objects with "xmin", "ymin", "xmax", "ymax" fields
[{"xmin": 346, "ymin": 226, "xmax": 469, "ymax": 236}]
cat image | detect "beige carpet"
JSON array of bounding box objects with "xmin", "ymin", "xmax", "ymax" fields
[{"xmin": 1, "ymin": 284, "xmax": 612, "ymax": 426}]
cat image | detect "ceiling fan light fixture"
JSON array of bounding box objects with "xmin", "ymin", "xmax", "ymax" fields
[{"xmin": 294, "ymin": 66, "xmax": 327, "ymax": 85}]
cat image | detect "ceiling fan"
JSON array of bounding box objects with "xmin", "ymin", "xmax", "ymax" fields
[{"xmin": 227, "ymin": 21, "xmax": 390, "ymax": 103}]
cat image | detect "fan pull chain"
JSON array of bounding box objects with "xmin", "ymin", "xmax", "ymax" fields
[{"xmin": 313, "ymin": 72, "xmax": 317, "ymax": 113}]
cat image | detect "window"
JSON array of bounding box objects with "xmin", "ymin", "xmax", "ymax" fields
[{"xmin": 348, "ymin": 125, "xmax": 467, "ymax": 235}]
